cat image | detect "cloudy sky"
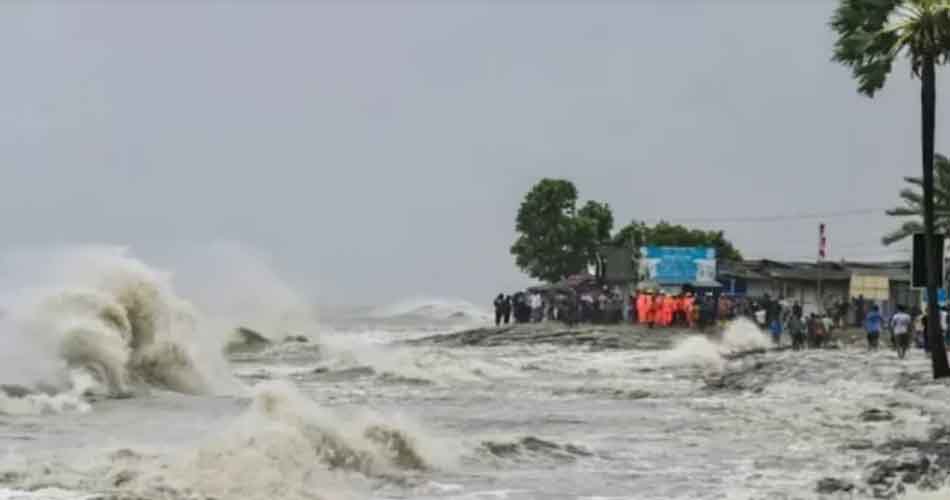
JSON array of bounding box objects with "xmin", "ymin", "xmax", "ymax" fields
[{"xmin": 0, "ymin": 1, "xmax": 943, "ymax": 306}]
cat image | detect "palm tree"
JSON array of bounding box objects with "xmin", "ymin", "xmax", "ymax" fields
[
  {"xmin": 883, "ymin": 153, "xmax": 950, "ymax": 244},
  {"xmin": 832, "ymin": 0, "xmax": 950, "ymax": 378}
]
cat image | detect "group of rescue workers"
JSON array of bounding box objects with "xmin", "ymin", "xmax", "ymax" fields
[{"xmin": 633, "ymin": 292, "xmax": 702, "ymax": 328}]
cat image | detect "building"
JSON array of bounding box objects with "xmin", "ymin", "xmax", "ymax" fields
[{"xmin": 717, "ymin": 259, "xmax": 917, "ymax": 316}]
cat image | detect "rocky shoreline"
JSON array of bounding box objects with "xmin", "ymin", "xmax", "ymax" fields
[{"xmin": 406, "ymin": 321, "xmax": 878, "ymax": 351}]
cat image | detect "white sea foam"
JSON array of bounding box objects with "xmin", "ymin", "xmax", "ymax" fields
[
  {"xmin": 902, "ymin": 485, "xmax": 950, "ymax": 499},
  {"xmin": 103, "ymin": 381, "xmax": 452, "ymax": 500}
]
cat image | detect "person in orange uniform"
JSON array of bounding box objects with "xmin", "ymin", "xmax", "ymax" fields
[
  {"xmin": 644, "ymin": 293, "xmax": 655, "ymax": 327},
  {"xmin": 684, "ymin": 293, "xmax": 696, "ymax": 328},
  {"xmin": 653, "ymin": 292, "xmax": 662, "ymax": 326},
  {"xmin": 645, "ymin": 293, "xmax": 657, "ymax": 327},
  {"xmin": 636, "ymin": 293, "xmax": 646, "ymax": 324},
  {"xmin": 660, "ymin": 294, "xmax": 674, "ymax": 327},
  {"xmin": 674, "ymin": 294, "xmax": 686, "ymax": 326}
]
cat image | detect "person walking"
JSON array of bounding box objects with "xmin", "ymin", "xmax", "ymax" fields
[
  {"xmin": 815, "ymin": 315, "xmax": 828, "ymax": 349},
  {"xmin": 806, "ymin": 314, "xmax": 818, "ymax": 349},
  {"xmin": 891, "ymin": 305, "xmax": 913, "ymax": 359},
  {"xmin": 864, "ymin": 305, "xmax": 883, "ymax": 351},
  {"xmin": 788, "ymin": 313, "xmax": 805, "ymax": 351},
  {"xmin": 769, "ymin": 316, "xmax": 782, "ymax": 346}
]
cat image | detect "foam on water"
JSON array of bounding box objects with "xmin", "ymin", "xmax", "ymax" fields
[
  {"xmin": 314, "ymin": 331, "xmax": 525, "ymax": 384},
  {"xmin": 902, "ymin": 485, "xmax": 950, "ymax": 499},
  {"xmin": 65, "ymin": 381, "xmax": 447, "ymax": 500},
  {"xmin": 0, "ymin": 488, "xmax": 90, "ymax": 500},
  {"xmin": 0, "ymin": 370, "xmax": 94, "ymax": 416}
]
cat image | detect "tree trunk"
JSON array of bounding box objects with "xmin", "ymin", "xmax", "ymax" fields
[{"xmin": 922, "ymin": 57, "xmax": 950, "ymax": 379}]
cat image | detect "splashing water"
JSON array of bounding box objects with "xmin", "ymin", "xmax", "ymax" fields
[
  {"xmin": 0, "ymin": 246, "xmax": 241, "ymax": 410},
  {"xmin": 662, "ymin": 318, "xmax": 771, "ymax": 373},
  {"xmin": 89, "ymin": 381, "xmax": 447, "ymax": 500}
]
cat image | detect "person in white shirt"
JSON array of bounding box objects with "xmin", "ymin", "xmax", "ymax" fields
[
  {"xmin": 754, "ymin": 308, "xmax": 766, "ymax": 328},
  {"xmin": 891, "ymin": 305, "xmax": 913, "ymax": 359},
  {"xmin": 529, "ymin": 293, "xmax": 543, "ymax": 322},
  {"xmin": 941, "ymin": 307, "xmax": 949, "ymax": 346}
]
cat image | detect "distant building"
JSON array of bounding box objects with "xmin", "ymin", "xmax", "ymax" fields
[{"xmin": 717, "ymin": 260, "xmax": 917, "ymax": 316}]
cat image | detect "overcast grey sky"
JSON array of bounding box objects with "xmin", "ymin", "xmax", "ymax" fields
[{"xmin": 0, "ymin": 1, "xmax": 943, "ymax": 305}]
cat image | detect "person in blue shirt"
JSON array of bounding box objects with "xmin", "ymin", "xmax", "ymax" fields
[{"xmin": 864, "ymin": 305, "xmax": 883, "ymax": 351}]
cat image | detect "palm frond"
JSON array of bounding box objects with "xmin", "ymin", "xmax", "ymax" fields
[
  {"xmin": 833, "ymin": 0, "xmax": 950, "ymax": 92},
  {"xmin": 887, "ymin": 207, "xmax": 922, "ymax": 216},
  {"xmin": 899, "ymin": 187, "xmax": 924, "ymax": 205},
  {"xmin": 883, "ymin": 220, "xmax": 925, "ymax": 245},
  {"xmin": 831, "ymin": 0, "xmax": 904, "ymax": 95}
]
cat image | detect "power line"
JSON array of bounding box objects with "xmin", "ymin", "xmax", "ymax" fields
[
  {"xmin": 643, "ymin": 208, "xmax": 887, "ymax": 224},
  {"xmin": 767, "ymin": 248, "xmax": 911, "ymax": 262}
]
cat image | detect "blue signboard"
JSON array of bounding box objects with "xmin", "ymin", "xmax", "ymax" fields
[
  {"xmin": 639, "ymin": 246, "xmax": 717, "ymax": 285},
  {"xmin": 922, "ymin": 288, "xmax": 948, "ymax": 306}
]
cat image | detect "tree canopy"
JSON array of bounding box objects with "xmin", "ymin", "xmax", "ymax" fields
[
  {"xmin": 510, "ymin": 179, "xmax": 743, "ymax": 283},
  {"xmin": 831, "ymin": 0, "xmax": 950, "ymax": 97},
  {"xmin": 612, "ymin": 221, "xmax": 744, "ymax": 262},
  {"xmin": 510, "ymin": 179, "xmax": 614, "ymax": 283}
]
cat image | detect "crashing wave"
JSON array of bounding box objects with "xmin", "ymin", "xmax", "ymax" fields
[
  {"xmin": 81, "ymin": 382, "xmax": 435, "ymax": 500},
  {"xmin": 0, "ymin": 247, "xmax": 237, "ymax": 410}
]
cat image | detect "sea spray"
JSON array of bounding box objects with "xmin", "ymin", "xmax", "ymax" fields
[
  {"xmin": 662, "ymin": 335, "xmax": 726, "ymax": 372},
  {"xmin": 0, "ymin": 246, "xmax": 241, "ymax": 405},
  {"xmin": 662, "ymin": 318, "xmax": 771, "ymax": 373},
  {"xmin": 152, "ymin": 241, "xmax": 320, "ymax": 342},
  {"xmin": 719, "ymin": 318, "xmax": 772, "ymax": 354}
]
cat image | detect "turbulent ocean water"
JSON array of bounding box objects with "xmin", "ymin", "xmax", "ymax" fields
[{"xmin": 1, "ymin": 248, "xmax": 950, "ymax": 499}]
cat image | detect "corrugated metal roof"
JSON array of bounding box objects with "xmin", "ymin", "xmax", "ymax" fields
[{"xmin": 718, "ymin": 260, "xmax": 910, "ymax": 283}]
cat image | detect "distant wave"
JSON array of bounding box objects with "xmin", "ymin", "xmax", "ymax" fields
[{"xmin": 367, "ymin": 297, "xmax": 491, "ymax": 323}]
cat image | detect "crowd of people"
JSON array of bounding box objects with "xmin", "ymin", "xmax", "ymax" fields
[
  {"xmin": 861, "ymin": 303, "xmax": 950, "ymax": 358},
  {"xmin": 489, "ymin": 287, "xmax": 787, "ymax": 331},
  {"xmin": 492, "ymin": 289, "xmax": 626, "ymax": 327},
  {"xmin": 746, "ymin": 294, "xmax": 945, "ymax": 359},
  {"xmin": 492, "ymin": 288, "xmax": 719, "ymax": 329},
  {"xmin": 491, "ymin": 286, "xmax": 945, "ymax": 361}
]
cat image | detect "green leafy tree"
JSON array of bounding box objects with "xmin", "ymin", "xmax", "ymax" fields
[
  {"xmin": 612, "ymin": 221, "xmax": 744, "ymax": 262},
  {"xmin": 612, "ymin": 221, "xmax": 649, "ymax": 251},
  {"xmin": 510, "ymin": 179, "xmax": 614, "ymax": 283},
  {"xmin": 883, "ymin": 153, "xmax": 950, "ymax": 244},
  {"xmin": 832, "ymin": 0, "xmax": 950, "ymax": 377}
]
